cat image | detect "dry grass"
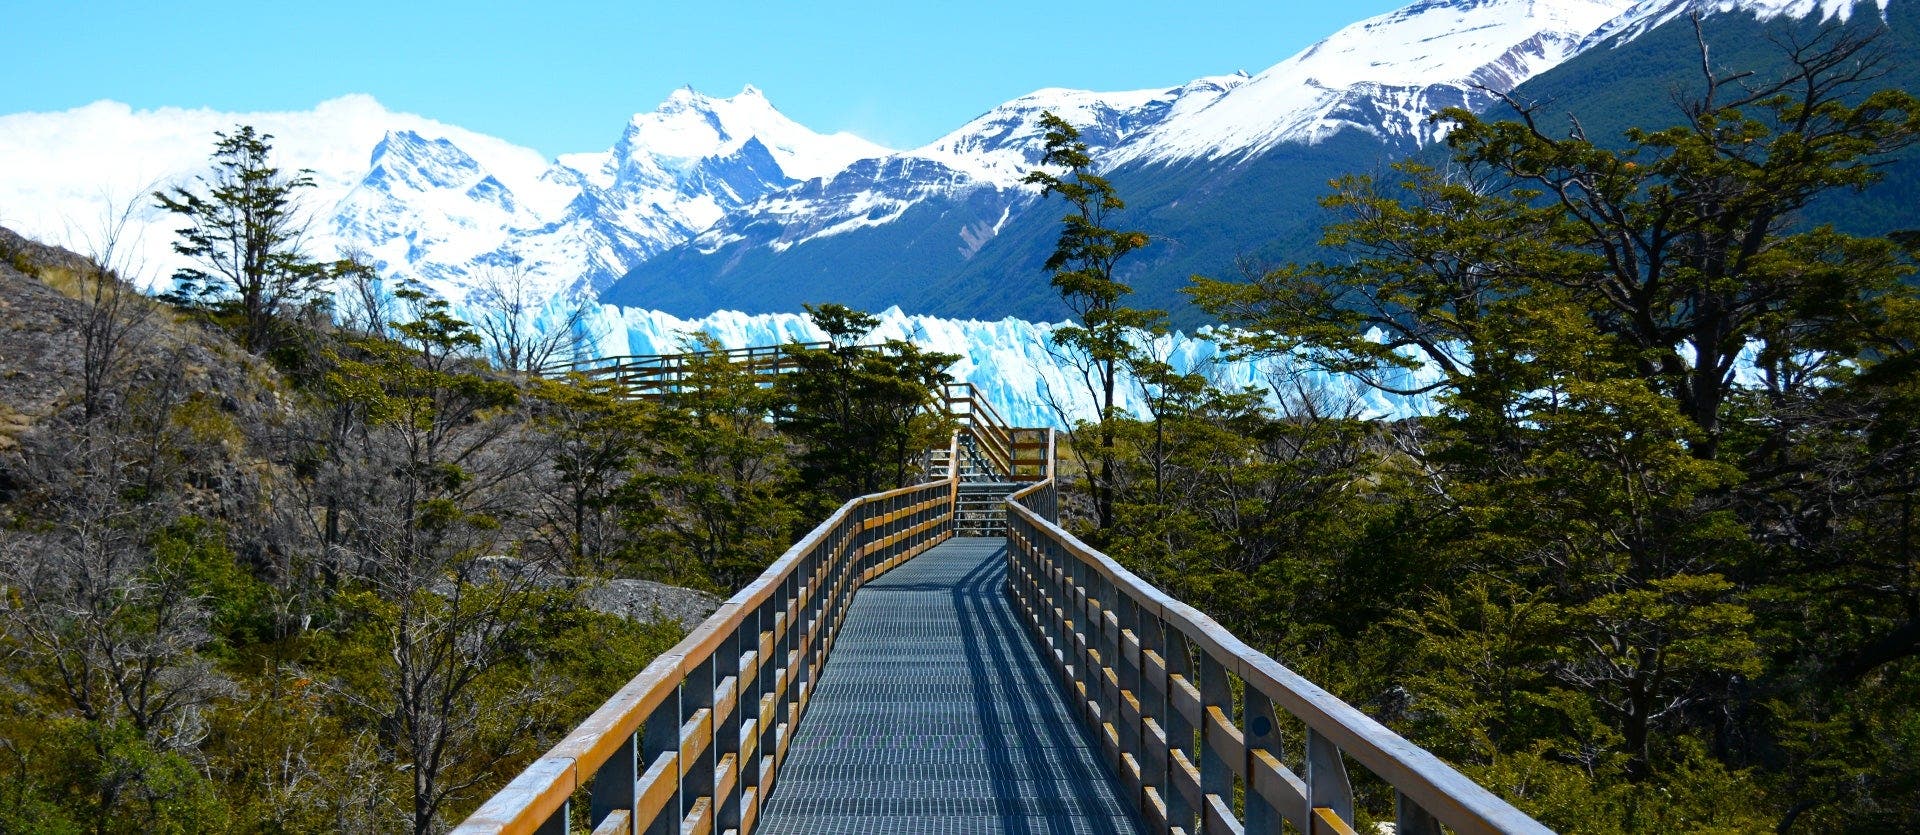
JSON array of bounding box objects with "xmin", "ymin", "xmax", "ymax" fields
[{"xmin": 0, "ymin": 402, "xmax": 29, "ymax": 451}]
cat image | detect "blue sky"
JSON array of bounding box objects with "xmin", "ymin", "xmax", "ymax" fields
[{"xmin": 6, "ymin": 0, "xmax": 1409, "ymax": 154}]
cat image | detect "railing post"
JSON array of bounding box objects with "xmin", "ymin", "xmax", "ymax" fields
[
  {"xmin": 1097, "ymin": 575, "xmax": 1123, "ymax": 758},
  {"xmin": 1396, "ymin": 791, "xmax": 1443, "ymax": 835},
  {"xmin": 1198, "ymin": 652, "xmax": 1235, "ymax": 824},
  {"xmin": 1242, "ymin": 692, "xmax": 1282, "ymax": 834},
  {"xmin": 681, "ymin": 656, "xmax": 717, "ymax": 832},
  {"xmin": 535, "ymin": 800, "xmax": 569, "ymax": 835},
  {"xmin": 1138, "ymin": 614, "xmax": 1171, "ymax": 831},
  {"xmin": 1163, "ymin": 634, "xmax": 1197, "ymax": 832},
  {"xmin": 1115, "ymin": 590, "xmax": 1145, "ymax": 812},
  {"xmin": 1305, "ymin": 728, "xmax": 1355, "ymax": 833},
  {"xmin": 589, "ymin": 731, "xmax": 639, "ymax": 833},
  {"xmin": 1082, "ymin": 560, "xmax": 1098, "ymax": 714},
  {"xmin": 715, "ymin": 615, "xmax": 749, "ymax": 832},
  {"xmin": 1044, "ymin": 537, "xmax": 1070, "ymax": 678}
]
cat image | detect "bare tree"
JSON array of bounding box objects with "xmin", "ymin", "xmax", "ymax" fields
[
  {"xmin": 69, "ymin": 196, "xmax": 160, "ymax": 424},
  {"xmin": 468, "ymin": 264, "xmax": 600, "ymax": 375},
  {"xmin": 0, "ymin": 338, "xmax": 231, "ymax": 822},
  {"xmin": 332, "ymin": 248, "xmax": 394, "ymax": 339},
  {"xmin": 295, "ymin": 289, "xmax": 556, "ymax": 833}
]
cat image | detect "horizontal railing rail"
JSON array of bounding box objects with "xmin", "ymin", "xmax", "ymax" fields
[
  {"xmin": 541, "ymin": 342, "xmax": 831, "ymax": 398},
  {"xmin": 1003, "ymin": 481, "xmax": 1555, "ymax": 835},
  {"xmin": 454, "ymin": 476, "xmax": 957, "ymax": 835}
]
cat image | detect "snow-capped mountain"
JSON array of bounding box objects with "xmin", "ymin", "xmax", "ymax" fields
[
  {"xmin": 1578, "ymin": 0, "xmax": 1890, "ymax": 48},
  {"xmin": 0, "ymin": 95, "xmax": 560, "ymax": 293},
  {"xmin": 0, "ymin": 87, "xmax": 889, "ymax": 306},
  {"xmin": 603, "ymin": 78, "xmax": 1249, "ymax": 313},
  {"xmin": 603, "ymin": 0, "xmax": 1640, "ymax": 321},
  {"xmin": 331, "ymin": 86, "xmax": 890, "ymax": 301}
]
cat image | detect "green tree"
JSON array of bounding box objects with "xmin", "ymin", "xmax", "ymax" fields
[
  {"xmin": 625, "ymin": 334, "xmax": 799, "ymax": 590},
  {"xmin": 1191, "ymin": 28, "xmax": 1920, "ymax": 828},
  {"xmin": 525, "ymin": 374, "xmax": 647, "ymax": 574},
  {"xmin": 1025, "ymin": 111, "xmax": 1157, "ymax": 530},
  {"xmin": 156, "ymin": 125, "xmax": 328, "ymax": 355},
  {"xmin": 307, "ymin": 287, "xmax": 547, "ymax": 834},
  {"xmin": 774, "ymin": 304, "xmax": 955, "ymax": 507}
]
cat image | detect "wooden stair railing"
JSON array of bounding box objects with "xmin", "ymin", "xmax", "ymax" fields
[{"xmin": 454, "ymin": 388, "xmax": 1015, "ymax": 835}]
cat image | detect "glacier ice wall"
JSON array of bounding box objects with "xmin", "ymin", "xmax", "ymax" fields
[{"xmin": 542, "ymin": 302, "xmax": 1439, "ymax": 429}]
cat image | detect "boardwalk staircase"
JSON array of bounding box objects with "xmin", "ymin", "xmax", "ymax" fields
[{"xmin": 456, "ymin": 352, "xmax": 1556, "ymax": 835}]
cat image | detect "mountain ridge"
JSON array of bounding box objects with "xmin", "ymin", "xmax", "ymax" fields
[{"xmin": 1, "ymin": 0, "xmax": 1910, "ymax": 331}]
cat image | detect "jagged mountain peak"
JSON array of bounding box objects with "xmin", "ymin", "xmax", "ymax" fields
[
  {"xmin": 610, "ymin": 85, "xmax": 890, "ymax": 181},
  {"xmin": 366, "ymin": 130, "xmax": 482, "ymax": 181}
]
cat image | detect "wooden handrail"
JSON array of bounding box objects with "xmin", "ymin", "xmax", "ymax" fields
[
  {"xmin": 454, "ymin": 477, "xmax": 957, "ymax": 834},
  {"xmin": 1002, "ymin": 480, "xmax": 1554, "ymax": 835}
]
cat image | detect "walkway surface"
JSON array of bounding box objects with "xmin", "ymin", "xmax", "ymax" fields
[{"xmin": 755, "ymin": 537, "xmax": 1145, "ymax": 835}]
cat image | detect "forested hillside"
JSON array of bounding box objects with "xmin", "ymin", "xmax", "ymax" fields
[{"xmin": 0, "ymin": 207, "xmax": 952, "ymax": 831}]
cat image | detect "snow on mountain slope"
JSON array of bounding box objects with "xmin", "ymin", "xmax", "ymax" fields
[
  {"xmin": 336, "ymin": 86, "xmax": 896, "ymax": 301},
  {"xmin": 909, "ymin": 77, "xmax": 1248, "ymax": 188},
  {"xmin": 561, "ymin": 86, "xmax": 887, "ymax": 188},
  {"xmin": 0, "ymin": 95, "xmax": 563, "ymax": 291},
  {"xmin": 610, "ymin": 0, "xmax": 1650, "ymax": 315},
  {"xmin": 668, "ymin": 76, "xmax": 1249, "ymax": 266},
  {"xmin": 1109, "ymin": 0, "xmax": 1641, "ymax": 164},
  {"xmin": 1577, "ymin": 0, "xmax": 1890, "ymax": 47},
  {"xmin": 0, "ymin": 88, "xmax": 894, "ymax": 305}
]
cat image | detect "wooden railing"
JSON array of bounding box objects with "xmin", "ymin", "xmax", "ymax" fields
[
  {"xmin": 546, "ymin": 348, "xmax": 1039, "ymax": 480},
  {"xmin": 1003, "ymin": 481, "xmax": 1554, "ymax": 835},
  {"xmin": 452, "ymin": 478, "xmax": 956, "ymax": 835},
  {"xmin": 542, "ymin": 342, "xmax": 829, "ymax": 398}
]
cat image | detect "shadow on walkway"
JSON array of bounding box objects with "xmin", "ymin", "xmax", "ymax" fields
[{"xmin": 753, "ymin": 537, "xmax": 1143, "ymax": 835}]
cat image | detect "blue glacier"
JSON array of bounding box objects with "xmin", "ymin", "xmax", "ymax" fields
[{"xmin": 518, "ymin": 301, "xmax": 1443, "ymax": 429}]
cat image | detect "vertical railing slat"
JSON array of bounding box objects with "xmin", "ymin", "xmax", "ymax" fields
[
  {"xmin": 1305, "ymin": 723, "xmax": 1355, "ymax": 831},
  {"xmin": 1163, "ymin": 633, "xmax": 1197, "ymax": 832},
  {"xmin": 590, "ymin": 732, "xmax": 639, "ymax": 833}
]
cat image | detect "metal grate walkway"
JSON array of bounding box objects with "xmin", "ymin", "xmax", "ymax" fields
[{"xmin": 755, "ymin": 537, "xmax": 1145, "ymax": 835}]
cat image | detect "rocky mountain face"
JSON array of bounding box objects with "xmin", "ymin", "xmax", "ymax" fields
[
  {"xmin": 601, "ymin": 78, "xmax": 1251, "ymax": 315},
  {"xmin": 331, "ymin": 86, "xmax": 889, "ymax": 300},
  {"xmin": 605, "ymin": 0, "xmax": 1642, "ymax": 323}
]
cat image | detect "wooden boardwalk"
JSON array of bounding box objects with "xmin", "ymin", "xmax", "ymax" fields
[
  {"xmin": 754, "ymin": 537, "xmax": 1143, "ymax": 835},
  {"xmin": 455, "ymin": 377, "xmax": 1552, "ymax": 835}
]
